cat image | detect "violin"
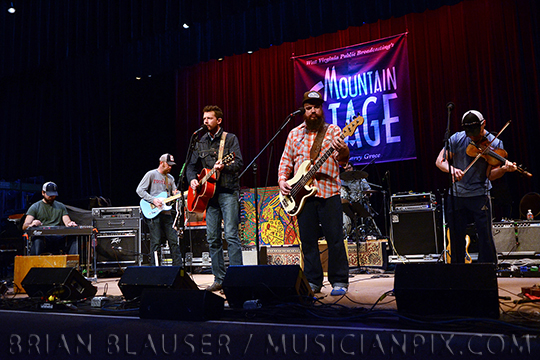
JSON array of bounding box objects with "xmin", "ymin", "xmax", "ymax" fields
[{"xmin": 466, "ymin": 137, "xmax": 532, "ymax": 177}]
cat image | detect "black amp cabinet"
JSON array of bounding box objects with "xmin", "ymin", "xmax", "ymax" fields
[
  {"xmin": 389, "ymin": 193, "xmax": 443, "ymax": 263},
  {"xmin": 92, "ymin": 206, "xmax": 142, "ymax": 267}
]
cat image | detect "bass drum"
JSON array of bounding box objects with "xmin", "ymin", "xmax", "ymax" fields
[{"xmin": 343, "ymin": 213, "xmax": 352, "ymax": 238}]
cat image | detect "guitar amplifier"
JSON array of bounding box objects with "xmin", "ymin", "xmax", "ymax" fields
[
  {"xmin": 93, "ymin": 206, "xmax": 141, "ymax": 230},
  {"xmin": 493, "ymin": 221, "xmax": 540, "ymax": 255}
]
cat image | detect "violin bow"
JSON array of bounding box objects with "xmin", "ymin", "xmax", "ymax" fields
[{"xmin": 462, "ymin": 120, "xmax": 511, "ymax": 176}]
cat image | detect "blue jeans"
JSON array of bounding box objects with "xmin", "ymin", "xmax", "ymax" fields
[
  {"xmin": 206, "ymin": 191, "xmax": 243, "ymax": 284},
  {"xmin": 30, "ymin": 236, "xmax": 77, "ymax": 255},
  {"xmin": 297, "ymin": 195, "xmax": 349, "ymax": 288},
  {"xmin": 446, "ymin": 195, "xmax": 497, "ymax": 263},
  {"xmin": 147, "ymin": 212, "xmax": 183, "ymax": 266}
]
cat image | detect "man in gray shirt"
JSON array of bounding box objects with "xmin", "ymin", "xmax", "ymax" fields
[{"xmin": 137, "ymin": 153, "xmax": 182, "ymax": 266}]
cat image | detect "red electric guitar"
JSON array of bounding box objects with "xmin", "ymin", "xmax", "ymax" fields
[{"xmin": 187, "ymin": 153, "xmax": 235, "ymax": 213}]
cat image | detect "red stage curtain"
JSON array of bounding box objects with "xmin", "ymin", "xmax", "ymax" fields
[{"xmin": 176, "ymin": 0, "xmax": 539, "ymax": 218}]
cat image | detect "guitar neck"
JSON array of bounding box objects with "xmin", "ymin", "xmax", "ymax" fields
[
  {"xmin": 162, "ymin": 192, "xmax": 183, "ymax": 204},
  {"xmin": 200, "ymin": 168, "xmax": 217, "ymax": 186}
]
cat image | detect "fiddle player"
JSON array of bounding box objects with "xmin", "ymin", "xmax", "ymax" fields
[{"xmin": 435, "ymin": 110, "xmax": 517, "ymax": 263}]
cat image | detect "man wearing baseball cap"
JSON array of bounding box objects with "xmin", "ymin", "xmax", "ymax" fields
[
  {"xmin": 136, "ymin": 153, "xmax": 183, "ymax": 266},
  {"xmin": 278, "ymin": 90, "xmax": 350, "ymax": 296},
  {"xmin": 436, "ymin": 110, "xmax": 517, "ymax": 263},
  {"xmin": 22, "ymin": 182, "xmax": 78, "ymax": 255}
]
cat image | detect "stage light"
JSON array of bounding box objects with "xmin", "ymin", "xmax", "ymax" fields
[
  {"xmin": 183, "ymin": 23, "xmax": 189, "ymax": 29},
  {"xmin": 8, "ymin": 2, "xmax": 15, "ymax": 13},
  {"xmin": 247, "ymin": 50, "xmax": 253, "ymax": 54}
]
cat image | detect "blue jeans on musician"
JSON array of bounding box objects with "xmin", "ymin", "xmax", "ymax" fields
[
  {"xmin": 206, "ymin": 191, "xmax": 243, "ymax": 284},
  {"xmin": 30, "ymin": 236, "xmax": 77, "ymax": 255},
  {"xmin": 297, "ymin": 195, "xmax": 349, "ymax": 289},
  {"xmin": 147, "ymin": 212, "xmax": 183, "ymax": 266}
]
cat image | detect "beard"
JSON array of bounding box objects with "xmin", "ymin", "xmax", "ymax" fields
[{"xmin": 304, "ymin": 112, "xmax": 325, "ymax": 131}]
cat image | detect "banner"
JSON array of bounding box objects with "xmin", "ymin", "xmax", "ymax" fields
[{"xmin": 293, "ymin": 33, "xmax": 415, "ymax": 165}]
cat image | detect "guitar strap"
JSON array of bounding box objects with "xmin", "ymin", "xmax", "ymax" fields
[
  {"xmin": 218, "ymin": 132, "xmax": 228, "ymax": 161},
  {"xmin": 216, "ymin": 132, "xmax": 228, "ymax": 180},
  {"xmin": 309, "ymin": 123, "xmax": 329, "ymax": 164}
]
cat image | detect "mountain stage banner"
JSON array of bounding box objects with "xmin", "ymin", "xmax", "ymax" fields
[{"xmin": 293, "ymin": 33, "xmax": 416, "ymax": 165}]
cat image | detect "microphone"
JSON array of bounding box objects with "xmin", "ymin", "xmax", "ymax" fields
[
  {"xmin": 289, "ymin": 108, "xmax": 306, "ymax": 117},
  {"xmin": 447, "ymin": 102, "xmax": 455, "ymax": 111},
  {"xmin": 193, "ymin": 126, "xmax": 206, "ymax": 135}
]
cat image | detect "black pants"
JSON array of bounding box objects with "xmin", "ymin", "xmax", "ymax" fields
[{"xmin": 446, "ymin": 194, "xmax": 497, "ymax": 264}]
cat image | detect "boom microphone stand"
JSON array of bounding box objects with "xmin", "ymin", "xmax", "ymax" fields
[{"xmin": 239, "ymin": 109, "xmax": 305, "ymax": 265}]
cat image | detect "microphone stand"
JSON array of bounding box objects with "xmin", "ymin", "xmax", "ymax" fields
[
  {"xmin": 175, "ymin": 131, "xmax": 200, "ymax": 270},
  {"xmin": 442, "ymin": 103, "xmax": 455, "ymax": 264},
  {"xmin": 239, "ymin": 111, "xmax": 300, "ymax": 265}
]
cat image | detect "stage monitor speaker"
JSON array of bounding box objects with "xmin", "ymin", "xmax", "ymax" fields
[
  {"xmin": 493, "ymin": 222, "xmax": 540, "ymax": 254},
  {"xmin": 222, "ymin": 265, "xmax": 314, "ymax": 308},
  {"xmin": 394, "ymin": 263, "xmax": 499, "ymax": 318},
  {"xmin": 140, "ymin": 288, "xmax": 224, "ymax": 321},
  {"xmin": 391, "ymin": 210, "xmax": 442, "ymax": 255},
  {"xmin": 118, "ymin": 266, "xmax": 198, "ymax": 300},
  {"xmin": 21, "ymin": 267, "xmax": 97, "ymax": 300}
]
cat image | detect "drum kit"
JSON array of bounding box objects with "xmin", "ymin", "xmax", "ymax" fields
[{"xmin": 340, "ymin": 170, "xmax": 382, "ymax": 242}]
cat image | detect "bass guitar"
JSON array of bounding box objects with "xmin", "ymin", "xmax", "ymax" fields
[
  {"xmin": 187, "ymin": 152, "xmax": 236, "ymax": 213},
  {"xmin": 140, "ymin": 191, "xmax": 184, "ymax": 219},
  {"xmin": 279, "ymin": 115, "xmax": 364, "ymax": 216}
]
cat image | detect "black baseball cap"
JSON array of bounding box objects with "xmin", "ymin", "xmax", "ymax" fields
[
  {"xmin": 461, "ymin": 110, "xmax": 484, "ymax": 137},
  {"xmin": 42, "ymin": 182, "xmax": 58, "ymax": 196}
]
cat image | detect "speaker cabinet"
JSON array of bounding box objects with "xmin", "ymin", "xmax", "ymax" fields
[
  {"xmin": 140, "ymin": 288, "xmax": 224, "ymax": 321},
  {"xmin": 394, "ymin": 263, "xmax": 499, "ymax": 318},
  {"xmin": 96, "ymin": 230, "xmax": 140, "ymax": 265},
  {"xmin": 21, "ymin": 267, "xmax": 97, "ymax": 300},
  {"xmin": 493, "ymin": 221, "xmax": 540, "ymax": 254},
  {"xmin": 222, "ymin": 265, "xmax": 313, "ymax": 308},
  {"xmin": 118, "ymin": 266, "xmax": 198, "ymax": 300},
  {"xmin": 391, "ymin": 210, "xmax": 442, "ymax": 255}
]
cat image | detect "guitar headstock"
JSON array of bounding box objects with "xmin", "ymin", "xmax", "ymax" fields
[
  {"xmin": 222, "ymin": 152, "xmax": 235, "ymax": 166},
  {"xmin": 342, "ymin": 115, "xmax": 364, "ymax": 137}
]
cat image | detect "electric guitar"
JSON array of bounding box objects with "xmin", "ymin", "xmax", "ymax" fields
[
  {"xmin": 140, "ymin": 191, "xmax": 184, "ymax": 219},
  {"xmin": 445, "ymin": 228, "xmax": 472, "ymax": 264},
  {"xmin": 187, "ymin": 152, "xmax": 236, "ymax": 213},
  {"xmin": 279, "ymin": 115, "xmax": 364, "ymax": 216}
]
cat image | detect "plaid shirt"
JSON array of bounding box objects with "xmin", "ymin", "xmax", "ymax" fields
[{"xmin": 278, "ymin": 123, "xmax": 346, "ymax": 199}]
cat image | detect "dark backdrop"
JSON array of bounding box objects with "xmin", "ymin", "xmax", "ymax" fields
[{"xmin": 0, "ymin": 0, "xmax": 538, "ymax": 222}]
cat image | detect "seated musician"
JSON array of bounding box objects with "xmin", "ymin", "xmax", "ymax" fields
[{"xmin": 22, "ymin": 182, "xmax": 78, "ymax": 255}]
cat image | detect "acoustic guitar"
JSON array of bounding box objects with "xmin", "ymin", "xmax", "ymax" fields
[
  {"xmin": 187, "ymin": 152, "xmax": 235, "ymax": 213},
  {"xmin": 279, "ymin": 115, "xmax": 363, "ymax": 216}
]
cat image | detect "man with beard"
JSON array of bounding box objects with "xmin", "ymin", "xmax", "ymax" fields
[
  {"xmin": 278, "ymin": 91, "xmax": 350, "ymax": 296},
  {"xmin": 187, "ymin": 105, "xmax": 244, "ymax": 292},
  {"xmin": 23, "ymin": 182, "xmax": 78, "ymax": 255},
  {"xmin": 137, "ymin": 153, "xmax": 183, "ymax": 266}
]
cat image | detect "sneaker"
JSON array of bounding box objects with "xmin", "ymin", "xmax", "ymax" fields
[
  {"xmin": 330, "ymin": 286, "xmax": 347, "ymax": 296},
  {"xmin": 206, "ymin": 282, "xmax": 223, "ymax": 292},
  {"xmin": 309, "ymin": 283, "xmax": 322, "ymax": 293}
]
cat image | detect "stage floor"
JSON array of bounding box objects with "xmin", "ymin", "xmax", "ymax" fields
[{"xmin": 2, "ymin": 268, "xmax": 540, "ymax": 359}]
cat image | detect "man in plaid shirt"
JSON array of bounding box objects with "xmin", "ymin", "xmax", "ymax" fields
[{"xmin": 278, "ymin": 90, "xmax": 350, "ymax": 296}]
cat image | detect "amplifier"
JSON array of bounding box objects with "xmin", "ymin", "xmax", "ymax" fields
[
  {"xmin": 493, "ymin": 221, "xmax": 540, "ymax": 255},
  {"xmin": 391, "ymin": 193, "xmax": 436, "ymax": 212},
  {"xmin": 93, "ymin": 206, "xmax": 141, "ymax": 230},
  {"xmin": 96, "ymin": 230, "xmax": 141, "ymax": 266},
  {"xmin": 92, "ymin": 206, "xmax": 140, "ymax": 218}
]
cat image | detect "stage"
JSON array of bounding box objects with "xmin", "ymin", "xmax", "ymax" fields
[{"xmin": 2, "ymin": 269, "xmax": 540, "ymax": 359}]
